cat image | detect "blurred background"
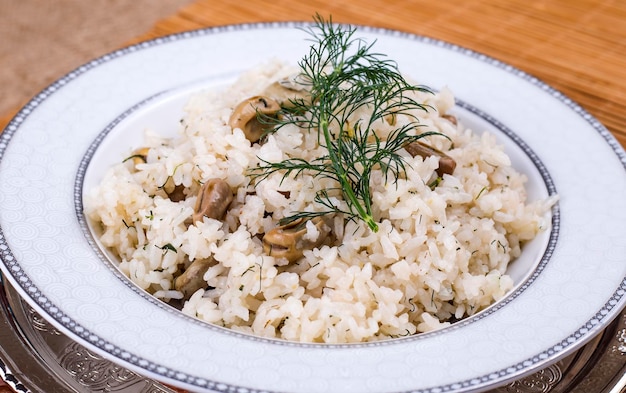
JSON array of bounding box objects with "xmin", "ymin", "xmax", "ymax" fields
[{"xmin": 0, "ymin": 0, "xmax": 193, "ymax": 118}]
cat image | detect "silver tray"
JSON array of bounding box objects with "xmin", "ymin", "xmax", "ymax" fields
[{"xmin": 1, "ymin": 273, "xmax": 625, "ymax": 393}]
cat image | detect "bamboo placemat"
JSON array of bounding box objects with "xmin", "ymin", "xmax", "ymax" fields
[{"xmin": 2, "ymin": 0, "xmax": 625, "ymax": 151}]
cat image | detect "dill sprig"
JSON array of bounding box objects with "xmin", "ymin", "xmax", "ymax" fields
[{"xmin": 251, "ymin": 15, "xmax": 440, "ymax": 232}]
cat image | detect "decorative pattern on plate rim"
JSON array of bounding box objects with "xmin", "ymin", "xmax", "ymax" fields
[{"xmin": 0, "ymin": 21, "xmax": 623, "ymax": 393}]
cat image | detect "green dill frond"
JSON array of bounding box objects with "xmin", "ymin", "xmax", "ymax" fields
[{"xmin": 249, "ymin": 14, "xmax": 443, "ymax": 232}]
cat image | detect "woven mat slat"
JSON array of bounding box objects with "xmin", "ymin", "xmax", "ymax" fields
[{"xmin": 130, "ymin": 16, "xmax": 205, "ymax": 44}]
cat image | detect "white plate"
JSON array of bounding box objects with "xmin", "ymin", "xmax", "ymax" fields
[{"xmin": 1, "ymin": 22, "xmax": 625, "ymax": 393}]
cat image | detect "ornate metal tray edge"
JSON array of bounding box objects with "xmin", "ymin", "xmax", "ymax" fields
[{"xmin": 1, "ymin": 273, "xmax": 625, "ymax": 393}]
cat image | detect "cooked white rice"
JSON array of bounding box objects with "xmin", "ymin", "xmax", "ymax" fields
[{"xmin": 85, "ymin": 60, "xmax": 555, "ymax": 343}]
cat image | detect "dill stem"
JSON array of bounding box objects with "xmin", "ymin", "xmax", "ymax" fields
[
  {"xmin": 342, "ymin": 175, "xmax": 378, "ymax": 232},
  {"xmin": 320, "ymin": 109, "xmax": 379, "ymax": 232}
]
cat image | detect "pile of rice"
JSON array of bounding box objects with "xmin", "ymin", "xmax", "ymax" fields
[{"xmin": 85, "ymin": 60, "xmax": 554, "ymax": 343}]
